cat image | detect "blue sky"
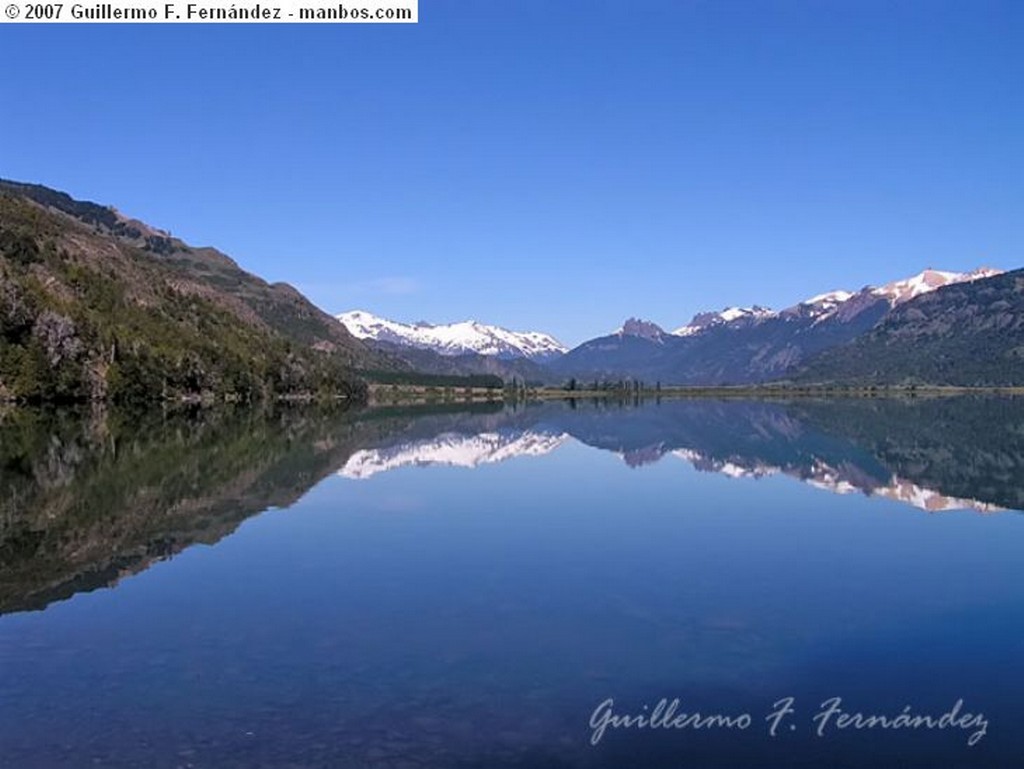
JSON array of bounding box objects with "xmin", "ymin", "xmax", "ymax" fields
[{"xmin": 1, "ymin": 1, "xmax": 1021, "ymax": 345}]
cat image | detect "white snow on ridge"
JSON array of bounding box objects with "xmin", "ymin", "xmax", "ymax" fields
[
  {"xmin": 337, "ymin": 310, "xmax": 567, "ymax": 360},
  {"xmin": 342, "ymin": 267, "xmax": 1003, "ymax": 352},
  {"xmin": 339, "ymin": 430, "xmax": 570, "ymax": 479},
  {"xmin": 804, "ymin": 290, "xmax": 854, "ymax": 306},
  {"xmin": 719, "ymin": 307, "xmax": 756, "ymax": 322},
  {"xmin": 672, "ymin": 267, "xmax": 1003, "ymax": 337},
  {"xmin": 672, "ymin": 306, "xmax": 774, "ymax": 336},
  {"xmin": 871, "ymin": 267, "xmax": 1002, "ymax": 306}
]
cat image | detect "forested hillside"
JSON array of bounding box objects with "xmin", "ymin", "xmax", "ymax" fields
[{"xmin": 0, "ymin": 180, "xmax": 395, "ymax": 402}]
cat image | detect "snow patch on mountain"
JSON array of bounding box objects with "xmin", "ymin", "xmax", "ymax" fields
[
  {"xmin": 672, "ymin": 306, "xmax": 774, "ymax": 336},
  {"xmin": 804, "ymin": 290, "xmax": 854, "ymax": 305},
  {"xmin": 673, "ymin": 268, "xmax": 1003, "ymax": 337},
  {"xmin": 871, "ymin": 267, "xmax": 1002, "ymax": 306},
  {"xmin": 337, "ymin": 310, "xmax": 567, "ymax": 360}
]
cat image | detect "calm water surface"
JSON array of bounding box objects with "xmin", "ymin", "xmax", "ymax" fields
[{"xmin": 1, "ymin": 398, "xmax": 1022, "ymax": 768}]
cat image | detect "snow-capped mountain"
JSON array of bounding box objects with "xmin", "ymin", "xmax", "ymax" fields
[
  {"xmin": 671, "ymin": 268, "xmax": 1001, "ymax": 337},
  {"xmin": 870, "ymin": 267, "xmax": 1002, "ymax": 305},
  {"xmin": 337, "ymin": 310, "xmax": 567, "ymax": 361},
  {"xmin": 339, "ymin": 429, "xmax": 570, "ymax": 479},
  {"xmin": 795, "ymin": 267, "xmax": 1002, "ymax": 320},
  {"xmin": 672, "ymin": 306, "xmax": 774, "ymax": 336},
  {"xmin": 553, "ymin": 265, "xmax": 1012, "ymax": 385},
  {"xmin": 791, "ymin": 290, "xmax": 856, "ymax": 319}
]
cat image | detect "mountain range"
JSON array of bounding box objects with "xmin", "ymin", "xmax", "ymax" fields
[
  {"xmin": 2, "ymin": 178, "xmax": 1021, "ymax": 399},
  {"xmin": 548, "ymin": 267, "xmax": 1008, "ymax": 385},
  {"xmin": 342, "ymin": 266, "xmax": 1022, "ymax": 387},
  {"xmin": 337, "ymin": 310, "xmax": 567, "ymax": 361},
  {"xmin": 336, "ymin": 310, "xmax": 564, "ymax": 383}
]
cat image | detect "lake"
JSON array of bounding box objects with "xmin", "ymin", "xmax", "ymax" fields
[{"xmin": 1, "ymin": 397, "xmax": 1022, "ymax": 768}]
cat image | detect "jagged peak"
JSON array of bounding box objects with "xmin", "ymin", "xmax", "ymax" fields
[{"xmin": 615, "ymin": 317, "xmax": 667, "ymax": 341}]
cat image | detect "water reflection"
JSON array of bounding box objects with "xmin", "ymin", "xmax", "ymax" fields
[
  {"xmin": 0, "ymin": 403, "xmax": 501, "ymax": 616},
  {"xmin": 2, "ymin": 397, "xmax": 1021, "ymax": 617},
  {"xmin": 1, "ymin": 397, "xmax": 1023, "ymax": 768},
  {"xmin": 0, "ymin": 405, "xmax": 340, "ymax": 615},
  {"xmin": 338, "ymin": 397, "xmax": 1024, "ymax": 514}
]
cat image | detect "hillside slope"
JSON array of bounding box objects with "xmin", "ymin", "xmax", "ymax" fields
[
  {"xmin": 797, "ymin": 269, "xmax": 1024, "ymax": 386},
  {"xmin": 0, "ymin": 180, "xmax": 394, "ymax": 402},
  {"xmin": 365, "ymin": 339, "xmax": 554, "ymax": 383}
]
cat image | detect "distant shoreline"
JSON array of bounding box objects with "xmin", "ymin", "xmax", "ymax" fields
[
  {"xmin": 530, "ymin": 385, "xmax": 1024, "ymax": 398},
  {"xmin": 4, "ymin": 383, "xmax": 1021, "ymax": 409},
  {"xmin": 367, "ymin": 382, "xmax": 1024, "ymax": 405}
]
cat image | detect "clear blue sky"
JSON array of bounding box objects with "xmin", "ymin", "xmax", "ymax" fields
[{"xmin": 1, "ymin": 1, "xmax": 1021, "ymax": 345}]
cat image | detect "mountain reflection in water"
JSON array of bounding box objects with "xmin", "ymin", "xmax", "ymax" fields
[
  {"xmin": 2, "ymin": 396, "xmax": 1024, "ymax": 769},
  {"xmin": 338, "ymin": 397, "xmax": 1022, "ymax": 514},
  {"xmin": 1, "ymin": 396, "xmax": 1021, "ymax": 617}
]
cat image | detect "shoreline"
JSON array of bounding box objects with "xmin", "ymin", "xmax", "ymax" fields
[
  {"xmin": 366, "ymin": 382, "xmax": 1024, "ymax": 406},
  {"xmin": 3, "ymin": 384, "xmax": 1022, "ymax": 410}
]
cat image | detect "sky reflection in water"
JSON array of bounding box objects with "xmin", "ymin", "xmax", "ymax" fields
[{"xmin": 1, "ymin": 397, "xmax": 1022, "ymax": 768}]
